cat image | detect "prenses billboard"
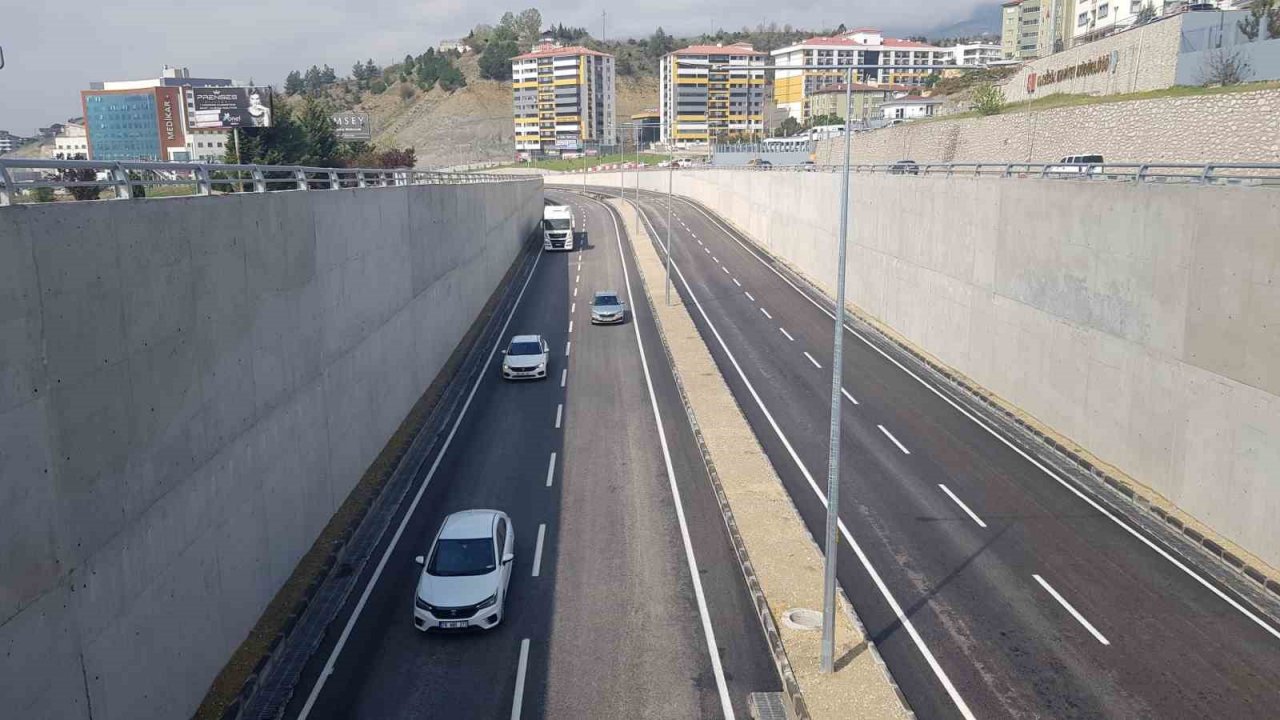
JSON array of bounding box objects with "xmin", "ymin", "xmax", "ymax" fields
[{"xmin": 190, "ymin": 86, "xmax": 274, "ymax": 129}]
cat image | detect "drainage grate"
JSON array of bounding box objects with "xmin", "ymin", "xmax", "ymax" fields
[{"xmin": 749, "ymin": 692, "xmax": 790, "ymax": 720}]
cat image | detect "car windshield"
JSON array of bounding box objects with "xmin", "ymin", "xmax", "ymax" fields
[
  {"xmin": 427, "ymin": 537, "xmax": 496, "ymax": 577},
  {"xmin": 508, "ymin": 341, "xmax": 542, "ymax": 356},
  {"xmin": 545, "ymin": 219, "xmax": 571, "ymax": 230},
  {"xmin": 593, "ymin": 294, "xmax": 620, "ymax": 306}
]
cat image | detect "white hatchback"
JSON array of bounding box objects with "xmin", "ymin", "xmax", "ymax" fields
[{"xmin": 414, "ymin": 510, "xmax": 515, "ymax": 631}]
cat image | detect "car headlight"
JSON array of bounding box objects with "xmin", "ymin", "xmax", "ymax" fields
[
  {"xmin": 476, "ymin": 594, "xmax": 497, "ymax": 610},
  {"xmin": 415, "ymin": 596, "xmax": 432, "ymax": 612}
]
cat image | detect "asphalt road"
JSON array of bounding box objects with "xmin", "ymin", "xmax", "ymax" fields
[
  {"xmin": 602, "ymin": 184, "xmax": 1280, "ymax": 719},
  {"xmin": 285, "ymin": 192, "xmax": 779, "ymax": 719}
]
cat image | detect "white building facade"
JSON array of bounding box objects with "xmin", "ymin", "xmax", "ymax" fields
[
  {"xmin": 948, "ymin": 42, "xmax": 1005, "ymax": 65},
  {"xmin": 772, "ymin": 29, "xmax": 952, "ymax": 122}
]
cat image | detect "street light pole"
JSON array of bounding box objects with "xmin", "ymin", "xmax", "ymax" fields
[
  {"xmin": 820, "ymin": 70, "xmax": 854, "ymax": 674},
  {"xmin": 666, "ymin": 140, "xmax": 673, "ymax": 305}
]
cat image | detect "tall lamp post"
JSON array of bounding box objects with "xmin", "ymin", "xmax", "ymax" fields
[{"xmin": 724, "ymin": 60, "xmax": 973, "ymax": 673}]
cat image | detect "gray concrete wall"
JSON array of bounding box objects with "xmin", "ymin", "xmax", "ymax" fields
[
  {"xmin": 0, "ymin": 180, "xmax": 542, "ymax": 719},
  {"xmin": 556, "ymin": 170, "xmax": 1280, "ymax": 570},
  {"xmin": 814, "ymin": 87, "xmax": 1280, "ymax": 165}
]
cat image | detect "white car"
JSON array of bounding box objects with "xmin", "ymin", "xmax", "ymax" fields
[
  {"xmin": 501, "ymin": 334, "xmax": 549, "ymax": 380},
  {"xmin": 590, "ymin": 290, "xmax": 626, "ymax": 324},
  {"xmin": 414, "ymin": 510, "xmax": 515, "ymax": 631}
]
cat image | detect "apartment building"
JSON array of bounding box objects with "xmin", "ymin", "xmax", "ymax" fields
[
  {"xmin": 1003, "ymin": 0, "xmax": 1079, "ymax": 59},
  {"xmin": 511, "ymin": 43, "xmax": 616, "ymax": 157},
  {"xmin": 660, "ymin": 43, "xmax": 766, "ymax": 147},
  {"xmin": 1002, "ymin": 1, "xmax": 1024, "ymax": 58},
  {"xmin": 949, "ymin": 42, "xmax": 1005, "ymax": 65},
  {"xmin": 772, "ymin": 29, "xmax": 952, "ymax": 122}
]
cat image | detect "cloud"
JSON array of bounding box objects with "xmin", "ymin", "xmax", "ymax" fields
[{"xmin": 0, "ymin": 0, "xmax": 988, "ymax": 134}]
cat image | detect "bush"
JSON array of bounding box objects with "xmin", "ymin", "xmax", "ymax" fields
[
  {"xmin": 31, "ymin": 187, "xmax": 55, "ymax": 203},
  {"xmin": 973, "ymin": 83, "xmax": 1006, "ymax": 116},
  {"xmin": 399, "ymin": 83, "xmax": 416, "ymax": 102},
  {"xmin": 370, "ymin": 79, "xmax": 387, "ymax": 94}
]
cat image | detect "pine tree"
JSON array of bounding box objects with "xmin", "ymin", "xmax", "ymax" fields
[
  {"xmin": 299, "ymin": 97, "xmax": 341, "ymax": 167},
  {"xmin": 285, "ymin": 70, "xmax": 304, "ymax": 95}
]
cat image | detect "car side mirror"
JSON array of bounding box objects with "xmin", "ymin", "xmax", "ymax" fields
[
  {"xmin": 415, "ymin": 555, "xmax": 425, "ymax": 566},
  {"xmin": 501, "ymin": 350, "xmax": 507, "ymax": 355},
  {"xmin": 502, "ymin": 552, "xmax": 514, "ymax": 565}
]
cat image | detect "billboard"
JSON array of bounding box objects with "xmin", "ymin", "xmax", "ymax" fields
[
  {"xmin": 554, "ymin": 135, "xmax": 581, "ymax": 150},
  {"xmin": 155, "ymin": 86, "xmax": 186, "ymax": 149},
  {"xmin": 331, "ymin": 112, "xmax": 372, "ymax": 141},
  {"xmin": 189, "ymin": 86, "xmax": 274, "ymax": 129}
]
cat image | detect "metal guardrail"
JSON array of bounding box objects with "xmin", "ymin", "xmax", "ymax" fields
[
  {"xmin": 0, "ymin": 158, "xmax": 538, "ymax": 206},
  {"xmin": 624, "ymin": 161, "xmax": 1280, "ymax": 186}
]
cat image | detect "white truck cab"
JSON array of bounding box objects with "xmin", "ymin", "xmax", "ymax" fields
[{"xmin": 543, "ymin": 205, "xmax": 574, "ymax": 251}]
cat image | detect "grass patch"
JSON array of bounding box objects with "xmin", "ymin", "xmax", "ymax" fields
[
  {"xmin": 518, "ymin": 152, "xmax": 670, "ymax": 172},
  {"xmin": 934, "ymin": 80, "xmax": 1280, "ymax": 122}
]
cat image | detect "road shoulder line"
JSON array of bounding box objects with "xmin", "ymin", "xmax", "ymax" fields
[{"xmin": 608, "ymin": 197, "xmax": 912, "ymax": 720}]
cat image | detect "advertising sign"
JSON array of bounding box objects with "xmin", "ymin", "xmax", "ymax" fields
[
  {"xmin": 189, "ymin": 86, "xmax": 274, "ymax": 129},
  {"xmin": 554, "ymin": 135, "xmax": 581, "ymax": 150},
  {"xmin": 331, "ymin": 112, "xmax": 372, "ymax": 141},
  {"xmin": 155, "ymin": 86, "xmax": 187, "ymax": 148}
]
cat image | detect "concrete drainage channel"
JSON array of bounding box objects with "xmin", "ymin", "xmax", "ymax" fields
[{"xmin": 219, "ymin": 232, "xmax": 544, "ymax": 720}]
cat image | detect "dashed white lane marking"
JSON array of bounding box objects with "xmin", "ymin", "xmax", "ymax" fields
[
  {"xmin": 704, "ymin": 247, "xmax": 711, "ymax": 254},
  {"xmin": 841, "ymin": 387, "xmax": 859, "ymax": 405},
  {"xmin": 1034, "ymin": 574, "xmax": 1111, "ymax": 646},
  {"xmin": 939, "ymin": 484, "xmax": 988, "ymax": 528},
  {"xmin": 780, "ymin": 327, "xmax": 795, "ymax": 342},
  {"xmin": 568, "ymin": 320, "xmax": 574, "ymax": 333},
  {"xmin": 576, "ymin": 273, "xmax": 580, "ymax": 283},
  {"xmin": 571, "ymin": 302, "xmax": 575, "ymax": 314},
  {"xmin": 546, "ymin": 452, "xmax": 557, "ymax": 487},
  {"xmin": 732, "ymin": 278, "xmax": 741, "ymax": 287},
  {"xmin": 760, "ymin": 307, "xmax": 772, "ymax": 319},
  {"xmin": 721, "ymin": 266, "xmax": 730, "ymax": 275},
  {"xmin": 804, "ymin": 351, "xmax": 822, "ymax": 369},
  {"xmin": 690, "ymin": 232, "xmax": 697, "ymax": 238},
  {"xmin": 565, "ymin": 340, "xmax": 571, "ymax": 356},
  {"xmin": 712, "ymin": 256, "xmax": 719, "ymax": 263},
  {"xmin": 878, "ymin": 424, "xmax": 911, "ymax": 455},
  {"xmin": 511, "ymin": 639, "xmax": 531, "ymax": 719},
  {"xmin": 555, "ymin": 403, "xmax": 563, "ymax": 429},
  {"xmin": 573, "ymin": 287, "xmax": 578, "ymax": 297},
  {"xmin": 560, "ymin": 368, "xmax": 567, "ymax": 387},
  {"xmin": 745, "ymin": 291, "xmax": 756, "ymax": 302},
  {"xmin": 532, "ymin": 525, "xmax": 546, "ymax": 577}
]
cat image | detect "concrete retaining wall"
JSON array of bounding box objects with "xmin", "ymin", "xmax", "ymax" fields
[
  {"xmin": 558, "ymin": 170, "xmax": 1280, "ymax": 570},
  {"xmin": 0, "ymin": 180, "xmax": 542, "ymax": 719},
  {"xmin": 814, "ymin": 88, "xmax": 1280, "ymax": 165}
]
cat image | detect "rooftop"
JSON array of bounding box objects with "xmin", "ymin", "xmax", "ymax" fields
[
  {"xmin": 880, "ymin": 95, "xmax": 944, "ymax": 105},
  {"xmin": 810, "ymin": 83, "xmax": 913, "ymax": 95},
  {"xmin": 670, "ymin": 42, "xmax": 764, "ymax": 56},
  {"xmin": 441, "ymin": 510, "xmax": 499, "ymax": 539},
  {"xmin": 513, "ymin": 44, "xmax": 612, "ymax": 60}
]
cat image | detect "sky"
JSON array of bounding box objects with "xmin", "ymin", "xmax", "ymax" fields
[{"xmin": 0, "ymin": 0, "xmax": 990, "ymax": 134}]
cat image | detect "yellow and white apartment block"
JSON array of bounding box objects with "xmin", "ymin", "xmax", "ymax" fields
[
  {"xmin": 660, "ymin": 43, "xmax": 766, "ymax": 148},
  {"xmin": 512, "ymin": 45, "xmax": 616, "ymax": 155}
]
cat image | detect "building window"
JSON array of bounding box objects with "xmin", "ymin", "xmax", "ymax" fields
[
  {"xmin": 1098, "ymin": 3, "xmax": 1109, "ymax": 18},
  {"xmin": 1079, "ymin": 11, "xmax": 1089, "ymax": 25},
  {"xmin": 1131, "ymin": 0, "xmax": 1142, "ymax": 11}
]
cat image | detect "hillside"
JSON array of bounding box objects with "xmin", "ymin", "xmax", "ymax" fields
[{"xmin": 330, "ymin": 54, "xmax": 657, "ymax": 168}]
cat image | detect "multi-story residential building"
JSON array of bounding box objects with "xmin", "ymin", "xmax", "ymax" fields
[
  {"xmin": 1018, "ymin": 0, "xmax": 1045, "ymax": 57},
  {"xmin": 50, "ymin": 123, "xmax": 90, "ymax": 158},
  {"xmin": 511, "ymin": 43, "xmax": 616, "ymax": 157},
  {"xmin": 1040, "ymin": 0, "xmax": 1078, "ymax": 54},
  {"xmin": 1002, "ymin": 1, "xmax": 1024, "ymax": 58},
  {"xmin": 0, "ymin": 130, "xmax": 34, "ymax": 154},
  {"xmin": 81, "ymin": 66, "xmax": 239, "ymax": 161},
  {"xmin": 807, "ymin": 83, "xmax": 911, "ymax": 124},
  {"xmin": 947, "ymin": 42, "xmax": 1005, "ymax": 65},
  {"xmin": 660, "ymin": 43, "xmax": 766, "ymax": 147},
  {"xmin": 1073, "ymin": 0, "xmax": 1153, "ymax": 41},
  {"xmin": 772, "ymin": 29, "xmax": 952, "ymax": 122}
]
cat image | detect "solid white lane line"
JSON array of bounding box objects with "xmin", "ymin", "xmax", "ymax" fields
[
  {"xmin": 568, "ymin": 320, "xmax": 574, "ymax": 333},
  {"xmin": 595, "ymin": 197, "xmax": 737, "ymax": 719},
  {"xmin": 679, "ymin": 197, "xmax": 1280, "ymax": 641},
  {"xmin": 780, "ymin": 327, "xmax": 795, "ymax": 342},
  {"xmin": 1034, "ymin": 574, "xmax": 1110, "ymax": 646},
  {"xmin": 546, "ymin": 452, "xmax": 556, "ymax": 487},
  {"xmin": 532, "ymin": 524, "xmax": 546, "ymax": 577},
  {"xmin": 298, "ymin": 245, "xmax": 547, "ymax": 719},
  {"xmin": 760, "ymin": 307, "xmax": 773, "ymax": 319},
  {"xmin": 939, "ymin": 484, "xmax": 988, "ymax": 529},
  {"xmin": 625, "ymin": 204, "xmax": 975, "ymax": 720},
  {"xmin": 732, "ymin": 278, "xmax": 741, "ymax": 287},
  {"xmin": 878, "ymin": 424, "xmax": 911, "ymax": 455},
  {"xmin": 744, "ymin": 291, "xmax": 756, "ymax": 302},
  {"xmin": 560, "ymin": 368, "xmax": 567, "ymax": 387},
  {"xmin": 555, "ymin": 403, "xmax": 563, "ymax": 429},
  {"xmin": 511, "ymin": 639, "xmax": 531, "ymax": 719},
  {"xmin": 565, "ymin": 340, "xmax": 571, "ymax": 356},
  {"xmin": 804, "ymin": 351, "xmax": 822, "ymax": 369},
  {"xmin": 841, "ymin": 387, "xmax": 859, "ymax": 405}
]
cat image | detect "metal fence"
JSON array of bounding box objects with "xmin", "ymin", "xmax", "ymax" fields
[
  {"xmin": 0, "ymin": 158, "xmax": 536, "ymax": 206},
  {"xmin": 629, "ymin": 160, "xmax": 1280, "ymax": 186}
]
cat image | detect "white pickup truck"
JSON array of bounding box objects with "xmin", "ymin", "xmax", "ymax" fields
[{"xmin": 542, "ymin": 205, "xmax": 574, "ymax": 251}]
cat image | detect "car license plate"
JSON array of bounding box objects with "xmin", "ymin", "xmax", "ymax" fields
[{"xmin": 440, "ymin": 620, "xmax": 468, "ymax": 629}]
